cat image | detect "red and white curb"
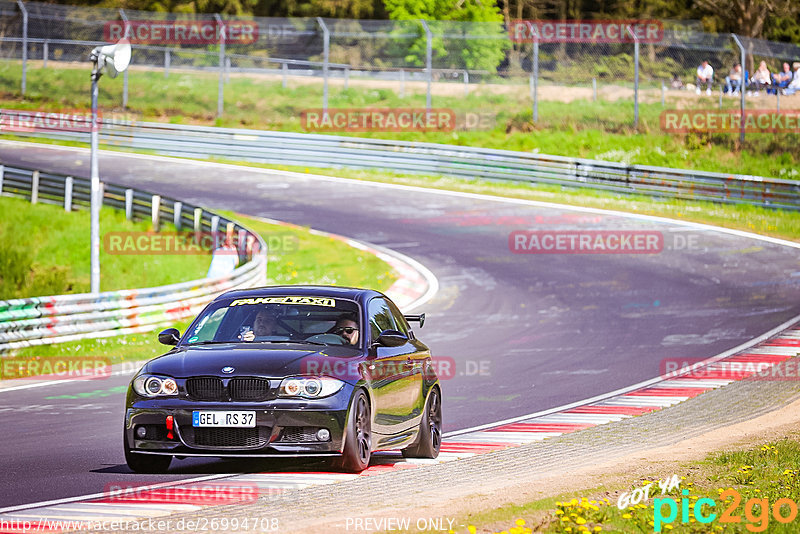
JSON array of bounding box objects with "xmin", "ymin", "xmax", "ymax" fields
[{"xmin": 2, "ymin": 319, "xmax": 798, "ymax": 532}]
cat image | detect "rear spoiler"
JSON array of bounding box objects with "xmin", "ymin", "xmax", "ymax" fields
[{"xmin": 403, "ymin": 313, "xmax": 425, "ymax": 328}]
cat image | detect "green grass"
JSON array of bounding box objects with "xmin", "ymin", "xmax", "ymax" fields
[
  {"xmin": 388, "ymin": 437, "xmax": 800, "ymax": 534},
  {"xmin": 1, "ymin": 61, "xmax": 798, "ymax": 178},
  {"xmin": 0, "ymin": 195, "xmax": 209, "ymax": 298},
  {"xmin": 5, "ymin": 212, "xmax": 396, "ymax": 365}
]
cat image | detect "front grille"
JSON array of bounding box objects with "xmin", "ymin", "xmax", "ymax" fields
[
  {"xmin": 279, "ymin": 426, "xmax": 320, "ymax": 443},
  {"xmin": 229, "ymin": 377, "xmax": 270, "ymax": 401},
  {"xmin": 186, "ymin": 377, "xmax": 225, "ymax": 401},
  {"xmin": 190, "ymin": 427, "xmax": 267, "ymax": 448}
]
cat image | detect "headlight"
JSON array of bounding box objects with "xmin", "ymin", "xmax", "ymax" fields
[
  {"xmin": 133, "ymin": 375, "xmax": 179, "ymax": 397},
  {"xmin": 278, "ymin": 376, "xmax": 343, "ymax": 398}
]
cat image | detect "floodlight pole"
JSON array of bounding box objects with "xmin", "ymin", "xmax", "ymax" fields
[
  {"xmin": 90, "ymin": 56, "xmax": 102, "ymax": 294},
  {"xmin": 16, "ymin": 0, "xmax": 27, "ymax": 96},
  {"xmin": 119, "ymin": 9, "xmax": 130, "ymax": 109},
  {"xmin": 731, "ymin": 34, "xmax": 746, "ymax": 144},
  {"xmin": 420, "ymin": 20, "xmax": 432, "ymax": 113},
  {"xmin": 214, "ymin": 14, "xmax": 225, "ymax": 118},
  {"xmin": 626, "ymin": 25, "xmax": 639, "ymax": 128}
]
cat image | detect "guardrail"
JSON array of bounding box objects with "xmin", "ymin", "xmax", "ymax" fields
[
  {"xmin": 0, "ymin": 162, "xmax": 267, "ymax": 352},
  {"xmin": 4, "ymin": 116, "xmax": 799, "ymax": 211}
]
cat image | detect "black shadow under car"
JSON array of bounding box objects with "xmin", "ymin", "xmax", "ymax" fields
[{"xmin": 124, "ymin": 286, "xmax": 441, "ymax": 473}]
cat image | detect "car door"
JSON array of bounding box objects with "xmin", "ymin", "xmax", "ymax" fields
[
  {"xmin": 386, "ymin": 298, "xmax": 427, "ymax": 420},
  {"xmin": 365, "ymin": 297, "xmax": 420, "ymax": 435}
]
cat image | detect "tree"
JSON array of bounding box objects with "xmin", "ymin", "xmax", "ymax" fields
[
  {"xmin": 695, "ymin": 0, "xmax": 799, "ymax": 40},
  {"xmin": 384, "ymin": 0, "xmax": 510, "ymax": 73}
]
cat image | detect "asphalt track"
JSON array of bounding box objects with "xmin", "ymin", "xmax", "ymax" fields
[{"xmin": 2, "ymin": 142, "xmax": 800, "ymax": 509}]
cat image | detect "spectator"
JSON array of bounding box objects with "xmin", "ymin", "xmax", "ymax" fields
[
  {"xmin": 670, "ymin": 75, "xmax": 684, "ymax": 90},
  {"xmin": 724, "ymin": 63, "xmax": 743, "ymax": 95},
  {"xmin": 784, "ymin": 62, "xmax": 800, "ymax": 95},
  {"xmin": 696, "ymin": 60, "xmax": 714, "ymax": 95},
  {"xmin": 748, "ymin": 61, "xmax": 771, "ymax": 96},
  {"xmin": 773, "ymin": 62, "xmax": 793, "ymax": 93}
]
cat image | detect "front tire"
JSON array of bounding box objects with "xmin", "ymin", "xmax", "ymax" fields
[
  {"xmin": 124, "ymin": 430, "xmax": 172, "ymax": 473},
  {"xmin": 402, "ymin": 387, "xmax": 441, "ymax": 459},
  {"xmin": 333, "ymin": 390, "xmax": 372, "ymax": 473}
]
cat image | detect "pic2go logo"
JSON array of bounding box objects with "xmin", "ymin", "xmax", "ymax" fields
[{"xmin": 654, "ymin": 488, "xmax": 800, "ymax": 532}]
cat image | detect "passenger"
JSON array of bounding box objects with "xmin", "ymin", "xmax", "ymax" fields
[{"xmin": 241, "ymin": 309, "xmax": 278, "ymax": 341}]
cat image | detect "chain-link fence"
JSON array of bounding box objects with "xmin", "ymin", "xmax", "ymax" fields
[{"xmin": 1, "ymin": 1, "xmax": 799, "ymax": 137}]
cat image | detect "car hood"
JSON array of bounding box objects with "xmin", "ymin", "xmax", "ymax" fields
[{"xmin": 143, "ymin": 344, "xmax": 361, "ymax": 378}]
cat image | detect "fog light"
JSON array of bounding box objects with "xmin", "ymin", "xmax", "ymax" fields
[
  {"xmin": 316, "ymin": 428, "xmax": 330, "ymax": 441},
  {"xmin": 136, "ymin": 426, "xmax": 147, "ymax": 439}
]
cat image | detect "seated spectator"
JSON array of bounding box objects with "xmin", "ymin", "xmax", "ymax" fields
[
  {"xmin": 724, "ymin": 63, "xmax": 743, "ymax": 95},
  {"xmin": 696, "ymin": 60, "xmax": 713, "ymax": 95},
  {"xmin": 773, "ymin": 62, "xmax": 793, "ymax": 92},
  {"xmin": 670, "ymin": 75, "xmax": 684, "ymax": 90},
  {"xmin": 748, "ymin": 61, "xmax": 771, "ymax": 96},
  {"xmin": 785, "ymin": 62, "xmax": 800, "ymax": 95}
]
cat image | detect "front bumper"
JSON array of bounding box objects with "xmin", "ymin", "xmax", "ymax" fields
[{"xmin": 125, "ymin": 390, "xmax": 353, "ymax": 456}]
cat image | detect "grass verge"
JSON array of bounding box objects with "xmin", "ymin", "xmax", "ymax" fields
[
  {"xmin": 0, "ymin": 195, "xmax": 209, "ymax": 298},
  {"xmin": 396, "ymin": 436, "xmax": 800, "ymax": 534},
  {"xmin": 0, "ymin": 61, "xmax": 798, "ymax": 178},
  {"xmin": 4, "ymin": 212, "xmax": 396, "ymax": 366}
]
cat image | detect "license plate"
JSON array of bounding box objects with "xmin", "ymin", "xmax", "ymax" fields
[{"xmin": 192, "ymin": 411, "xmax": 256, "ymax": 427}]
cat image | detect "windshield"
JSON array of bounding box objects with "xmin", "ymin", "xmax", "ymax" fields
[{"xmin": 183, "ymin": 296, "xmax": 361, "ymax": 347}]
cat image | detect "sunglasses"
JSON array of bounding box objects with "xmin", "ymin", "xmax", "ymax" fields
[{"xmin": 333, "ymin": 327, "xmax": 357, "ymax": 335}]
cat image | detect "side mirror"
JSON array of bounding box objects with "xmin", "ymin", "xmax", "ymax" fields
[
  {"xmin": 158, "ymin": 328, "xmax": 181, "ymax": 346},
  {"xmin": 403, "ymin": 313, "xmax": 425, "ymax": 328},
  {"xmin": 376, "ymin": 329, "xmax": 408, "ymax": 347}
]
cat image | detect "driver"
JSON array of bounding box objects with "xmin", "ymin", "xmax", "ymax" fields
[{"xmin": 332, "ymin": 314, "xmax": 359, "ymax": 346}]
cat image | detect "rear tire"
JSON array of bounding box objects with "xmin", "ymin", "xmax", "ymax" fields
[
  {"xmin": 333, "ymin": 391, "xmax": 371, "ymax": 473},
  {"xmin": 402, "ymin": 387, "xmax": 441, "ymax": 459},
  {"xmin": 124, "ymin": 430, "xmax": 172, "ymax": 473}
]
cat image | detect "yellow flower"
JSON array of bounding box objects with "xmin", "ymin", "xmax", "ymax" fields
[
  {"xmin": 594, "ymin": 528, "xmax": 602, "ymax": 533},
  {"xmin": 575, "ymin": 518, "xmax": 586, "ymax": 525},
  {"xmin": 622, "ymin": 514, "xmax": 632, "ymax": 519},
  {"xmin": 468, "ymin": 527, "xmax": 477, "ymax": 534},
  {"xmin": 515, "ymin": 519, "xmax": 525, "ymax": 527},
  {"xmin": 556, "ymin": 510, "xmax": 565, "ymax": 516}
]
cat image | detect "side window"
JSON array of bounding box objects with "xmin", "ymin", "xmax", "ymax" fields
[
  {"xmin": 368, "ymin": 298, "xmax": 397, "ymax": 342},
  {"xmin": 386, "ymin": 300, "xmax": 409, "ymax": 336},
  {"xmin": 188, "ymin": 307, "xmax": 227, "ymax": 342}
]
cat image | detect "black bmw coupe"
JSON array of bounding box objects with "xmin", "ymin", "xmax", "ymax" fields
[{"xmin": 124, "ymin": 286, "xmax": 441, "ymax": 473}]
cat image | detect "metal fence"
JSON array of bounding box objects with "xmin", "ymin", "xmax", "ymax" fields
[
  {"xmin": 0, "ymin": 162, "xmax": 268, "ymax": 351},
  {"xmin": 1, "ymin": 1, "xmax": 799, "ymax": 129},
  {"xmin": 5, "ymin": 119, "xmax": 796, "ymax": 211}
]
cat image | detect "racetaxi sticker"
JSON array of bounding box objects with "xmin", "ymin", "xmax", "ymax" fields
[{"xmin": 229, "ymin": 296, "xmax": 336, "ymax": 307}]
